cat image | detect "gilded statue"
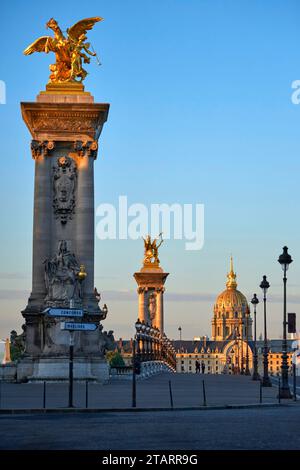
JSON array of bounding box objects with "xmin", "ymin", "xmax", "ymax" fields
[
  {"xmin": 142, "ymin": 233, "xmax": 163, "ymax": 266},
  {"xmin": 24, "ymin": 17, "xmax": 102, "ymax": 83}
]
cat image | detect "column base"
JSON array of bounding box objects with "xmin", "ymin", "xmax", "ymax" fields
[{"xmin": 17, "ymin": 357, "xmax": 109, "ymax": 383}]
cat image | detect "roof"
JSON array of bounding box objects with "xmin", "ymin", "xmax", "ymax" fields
[{"xmin": 172, "ymin": 339, "xmax": 294, "ymax": 354}]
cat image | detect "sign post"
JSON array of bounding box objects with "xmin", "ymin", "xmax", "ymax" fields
[
  {"xmin": 69, "ymin": 331, "xmax": 74, "ymax": 408},
  {"xmin": 59, "ymin": 321, "xmax": 97, "ymax": 408}
]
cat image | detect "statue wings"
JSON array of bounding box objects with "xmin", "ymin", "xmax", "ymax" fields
[
  {"xmin": 67, "ymin": 17, "xmax": 103, "ymax": 41},
  {"xmin": 24, "ymin": 36, "xmax": 55, "ymax": 55}
]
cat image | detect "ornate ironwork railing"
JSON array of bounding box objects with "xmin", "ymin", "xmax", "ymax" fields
[{"xmin": 134, "ymin": 319, "xmax": 176, "ymax": 372}]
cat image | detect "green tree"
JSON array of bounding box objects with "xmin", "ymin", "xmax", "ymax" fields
[
  {"xmin": 106, "ymin": 351, "xmax": 125, "ymax": 367},
  {"xmin": 10, "ymin": 330, "xmax": 25, "ymax": 362}
]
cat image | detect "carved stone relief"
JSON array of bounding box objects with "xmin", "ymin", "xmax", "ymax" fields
[
  {"xmin": 147, "ymin": 291, "xmax": 157, "ymax": 323},
  {"xmin": 31, "ymin": 140, "xmax": 55, "ymax": 159},
  {"xmin": 44, "ymin": 240, "xmax": 83, "ymax": 308},
  {"xmin": 53, "ymin": 155, "xmax": 77, "ymax": 224},
  {"xmin": 74, "ymin": 140, "xmax": 98, "ymax": 158}
]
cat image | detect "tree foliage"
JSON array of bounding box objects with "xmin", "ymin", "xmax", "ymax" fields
[{"xmin": 106, "ymin": 350, "xmax": 125, "ymax": 367}]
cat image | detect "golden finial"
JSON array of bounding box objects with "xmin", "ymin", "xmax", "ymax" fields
[
  {"xmin": 226, "ymin": 255, "xmax": 237, "ymax": 289},
  {"xmin": 230, "ymin": 255, "xmax": 234, "ymax": 274},
  {"xmin": 77, "ymin": 264, "xmax": 87, "ymax": 282}
]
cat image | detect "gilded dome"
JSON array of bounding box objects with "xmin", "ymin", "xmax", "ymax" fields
[
  {"xmin": 216, "ymin": 288, "xmax": 249, "ymax": 312},
  {"xmin": 214, "ymin": 257, "xmax": 249, "ymax": 316}
]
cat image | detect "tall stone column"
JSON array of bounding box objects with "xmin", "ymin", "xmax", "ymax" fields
[
  {"xmin": 155, "ymin": 288, "xmax": 165, "ymax": 333},
  {"xmin": 18, "ymin": 83, "xmax": 110, "ymax": 382},
  {"xmin": 137, "ymin": 287, "xmax": 146, "ymax": 322},
  {"xmin": 75, "ymin": 151, "xmax": 98, "ymax": 312},
  {"xmin": 29, "ymin": 146, "xmax": 53, "ymax": 311},
  {"xmin": 134, "ymin": 261, "xmax": 168, "ymax": 335}
]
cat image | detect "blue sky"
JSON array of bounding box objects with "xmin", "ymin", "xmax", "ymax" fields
[{"xmin": 1, "ymin": 0, "xmax": 300, "ymax": 340}]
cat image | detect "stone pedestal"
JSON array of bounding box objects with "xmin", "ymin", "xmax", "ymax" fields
[
  {"xmin": 17, "ymin": 84, "xmax": 111, "ymax": 382},
  {"xmin": 134, "ymin": 265, "xmax": 169, "ymax": 334}
]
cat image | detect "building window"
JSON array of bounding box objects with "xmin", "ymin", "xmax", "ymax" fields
[
  {"xmin": 189, "ymin": 366, "xmax": 192, "ymax": 371},
  {"xmin": 181, "ymin": 360, "xmax": 184, "ymax": 364}
]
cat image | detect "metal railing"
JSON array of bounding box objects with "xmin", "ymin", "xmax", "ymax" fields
[{"xmin": 134, "ymin": 319, "xmax": 176, "ymax": 372}]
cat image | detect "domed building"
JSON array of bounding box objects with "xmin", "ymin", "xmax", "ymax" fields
[
  {"xmin": 212, "ymin": 258, "xmax": 253, "ymax": 342},
  {"xmin": 175, "ymin": 258, "xmax": 259, "ymax": 375}
]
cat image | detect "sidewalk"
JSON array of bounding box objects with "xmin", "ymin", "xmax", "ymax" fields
[{"xmin": 0, "ymin": 373, "xmax": 296, "ymax": 410}]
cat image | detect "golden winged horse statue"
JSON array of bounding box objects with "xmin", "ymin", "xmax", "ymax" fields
[{"xmin": 24, "ymin": 17, "xmax": 102, "ymax": 83}]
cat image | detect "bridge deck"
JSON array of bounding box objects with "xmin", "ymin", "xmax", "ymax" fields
[{"xmin": 0, "ymin": 373, "xmax": 286, "ymax": 409}]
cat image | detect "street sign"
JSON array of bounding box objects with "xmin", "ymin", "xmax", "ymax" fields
[
  {"xmin": 44, "ymin": 308, "xmax": 83, "ymax": 318},
  {"xmin": 288, "ymin": 313, "xmax": 296, "ymax": 334},
  {"xmin": 60, "ymin": 322, "xmax": 97, "ymax": 331}
]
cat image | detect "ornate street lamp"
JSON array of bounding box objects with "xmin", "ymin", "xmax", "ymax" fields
[
  {"xmin": 237, "ymin": 332, "xmax": 241, "ymax": 374},
  {"xmin": 150, "ymin": 326, "xmax": 155, "ymax": 360},
  {"xmin": 145, "ymin": 324, "xmax": 151, "ymax": 361},
  {"xmin": 251, "ymin": 294, "xmax": 260, "ymax": 380},
  {"xmin": 140, "ymin": 321, "xmax": 146, "ymax": 361},
  {"xmin": 245, "ymin": 308, "xmax": 250, "ymax": 375},
  {"xmin": 278, "ymin": 246, "xmax": 293, "ymax": 399},
  {"xmin": 240, "ymin": 316, "xmax": 244, "ymax": 375},
  {"xmin": 260, "ymin": 275, "xmax": 272, "ymax": 387},
  {"xmin": 134, "ymin": 318, "xmax": 142, "ymax": 361},
  {"xmin": 135, "ymin": 318, "xmax": 142, "ymax": 333}
]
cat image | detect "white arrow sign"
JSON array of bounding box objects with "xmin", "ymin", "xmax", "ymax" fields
[
  {"xmin": 45, "ymin": 308, "xmax": 83, "ymax": 318},
  {"xmin": 60, "ymin": 322, "xmax": 97, "ymax": 331}
]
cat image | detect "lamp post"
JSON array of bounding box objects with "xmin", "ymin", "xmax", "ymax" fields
[
  {"xmin": 135, "ymin": 318, "xmax": 142, "ymax": 365},
  {"xmin": 150, "ymin": 327, "xmax": 155, "ymax": 360},
  {"xmin": 260, "ymin": 275, "xmax": 272, "ymax": 387},
  {"xmin": 145, "ymin": 324, "xmax": 151, "ymax": 361},
  {"xmin": 240, "ymin": 317, "xmax": 244, "ymax": 375},
  {"xmin": 278, "ymin": 246, "xmax": 293, "ymax": 399},
  {"xmin": 141, "ymin": 321, "xmax": 146, "ymax": 361},
  {"xmin": 230, "ymin": 348, "xmax": 234, "ymax": 374},
  {"xmin": 68, "ymin": 330, "xmax": 75, "ymax": 408},
  {"xmin": 238, "ymin": 332, "xmax": 241, "ymax": 373},
  {"xmin": 132, "ymin": 338, "xmax": 136, "ymax": 407},
  {"xmin": 251, "ymin": 293, "xmax": 260, "ymax": 380},
  {"xmin": 178, "ymin": 326, "xmax": 182, "ymax": 352},
  {"xmin": 245, "ymin": 309, "xmax": 250, "ymax": 375}
]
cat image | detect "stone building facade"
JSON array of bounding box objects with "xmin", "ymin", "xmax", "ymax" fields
[
  {"xmin": 174, "ymin": 339, "xmax": 293, "ymax": 376},
  {"xmin": 174, "ymin": 259, "xmax": 293, "ymax": 376}
]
